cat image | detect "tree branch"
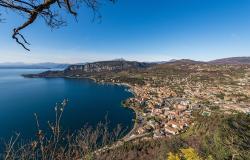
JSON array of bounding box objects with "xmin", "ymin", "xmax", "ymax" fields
[{"xmin": 0, "ymin": 0, "xmax": 116, "ymax": 51}]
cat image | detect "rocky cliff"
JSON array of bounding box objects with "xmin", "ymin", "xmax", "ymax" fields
[
  {"xmin": 23, "ymin": 60, "xmax": 153, "ymax": 78},
  {"xmin": 65, "ymin": 60, "xmax": 151, "ymax": 73}
]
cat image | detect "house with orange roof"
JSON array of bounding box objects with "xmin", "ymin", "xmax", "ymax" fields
[{"xmin": 164, "ymin": 126, "xmax": 179, "ymax": 135}]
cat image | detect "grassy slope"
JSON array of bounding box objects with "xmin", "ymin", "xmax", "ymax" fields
[
  {"xmin": 181, "ymin": 111, "xmax": 250, "ymax": 160},
  {"xmin": 97, "ymin": 111, "xmax": 250, "ymax": 160}
]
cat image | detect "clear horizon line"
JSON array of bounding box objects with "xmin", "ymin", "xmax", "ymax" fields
[{"xmin": 0, "ymin": 56, "xmax": 249, "ymax": 64}]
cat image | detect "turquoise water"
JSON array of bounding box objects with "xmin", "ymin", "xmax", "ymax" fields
[{"xmin": 0, "ymin": 69, "xmax": 134, "ymax": 140}]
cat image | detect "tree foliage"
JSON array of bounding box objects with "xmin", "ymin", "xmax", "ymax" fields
[
  {"xmin": 0, "ymin": 0, "xmax": 116, "ymax": 50},
  {"xmin": 180, "ymin": 147, "xmax": 202, "ymax": 160},
  {"xmin": 167, "ymin": 152, "xmax": 180, "ymax": 160},
  {"xmin": 167, "ymin": 147, "xmax": 214, "ymax": 160}
]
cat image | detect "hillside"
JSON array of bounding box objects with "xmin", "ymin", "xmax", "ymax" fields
[
  {"xmin": 209, "ymin": 57, "xmax": 250, "ymax": 65},
  {"xmin": 165, "ymin": 59, "xmax": 205, "ymax": 65},
  {"xmin": 23, "ymin": 60, "xmax": 154, "ymax": 78},
  {"xmin": 65, "ymin": 60, "xmax": 152, "ymax": 73},
  {"xmin": 97, "ymin": 111, "xmax": 250, "ymax": 160},
  {"xmin": 8, "ymin": 58, "xmax": 250, "ymax": 160}
]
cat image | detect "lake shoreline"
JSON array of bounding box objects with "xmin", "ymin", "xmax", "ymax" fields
[
  {"xmin": 1, "ymin": 69, "xmax": 134, "ymax": 141},
  {"xmin": 22, "ymin": 73, "xmax": 138, "ymax": 140},
  {"xmin": 41, "ymin": 76, "xmax": 138, "ymax": 139},
  {"xmin": 89, "ymin": 78, "xmax": 138, "ymax": 139}
]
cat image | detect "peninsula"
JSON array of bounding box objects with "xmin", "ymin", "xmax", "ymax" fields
[{"xmin": 23, "ymin": 57, "xmax": 250, "ymax": 140}]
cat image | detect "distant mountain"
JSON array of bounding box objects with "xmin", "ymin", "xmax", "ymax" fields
[
  {"xmin": 110, "ymin": 58, "xmax": 126, "ymax": 61},
  {"xmin": 23, "ymin": 60, "xmax": 154, "ymax": 78},
  {"xmin": 165, "ymin": 59, "xmax": 205, "ymax": 65},
  {"xmin": 159, "ymin": 57, "xmax": 250, "ymax": 65},
  {"xmin": 148, "ymin": 61, "xmax": 168, "ymax": 64},
  {"xmin": 0, "ymin": 62, "xmax": 69, "ymax": 69},
  {"xmin": 149, "ymin": 59, "xmax": 204, "ymax": 65},
  {"xmin": 21, "ymin": 57, "xmax": 250, "ymax": 78},
  {"xmin": 209, "ymin": 57, "xmax": 250, "ymax": 65},
  {"xmin": 65, "ymin": 60, "xmax": 152, "ymax": 73},
  {"xmin": 168, "ymin": 59, "xmax": 178, "ymax": 62}
]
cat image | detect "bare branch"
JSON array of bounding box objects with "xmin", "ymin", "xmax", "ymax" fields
[
  {"xmin": 0, "ymin": 0, "xmax": 116, "ymax": 51},
  {"xmin": 4, "ymin": 133, "xmax": 20, "ymax": 160},
  {"xmin": 64, "ymin": 0, "xmax": 77, "ymax": 16},
  {"xmin": 2, "ymin": 100, "xmax": 126, "ymax": 159},
  {"xmin": 0, "ymin": 13, "xmax": 4, "ymax": 22}
]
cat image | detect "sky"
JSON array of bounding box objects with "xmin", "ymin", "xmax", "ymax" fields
[{"xmin": 0, "ymin": 0, "xmax": 250, "ymax": 63}]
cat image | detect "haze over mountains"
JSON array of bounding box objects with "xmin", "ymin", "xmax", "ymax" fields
[
  {"xmin": 208, "ymin": 57, "xmax": 250, "ymax": 65},
  {"xmin": 22, "ymin": 56, "xmax": 250, "ymax": 79},
  {"xmin": 159, "ymin": 57, "xmax": 250, "ymax": 65},
  {"xmin": 1, "ymin": 57, "xmax": 250, "ymax": 69},
  {"xmin": 0, "ymin": 62, "xmax": 69, "ymax": 69}
]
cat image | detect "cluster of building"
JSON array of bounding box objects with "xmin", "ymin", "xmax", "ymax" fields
[
  {"xmin": 126, "ymin": 85, "xmax": 194, "ymax": 138},
  {"xmin": 94, "ymin": 63, "xmax": 250, "ymax": 139},
  {"xmin": 125, "ymin": 65, "xmax": 250, "ymax": 138},
  {"xmin": 182, "ymin": 70, "xmax": 250, "ymax": 114}
]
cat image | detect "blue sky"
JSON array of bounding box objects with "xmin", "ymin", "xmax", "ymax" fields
[{"xmin": 0, "ymin": 0, "xmax": 250, "ymax": 63}]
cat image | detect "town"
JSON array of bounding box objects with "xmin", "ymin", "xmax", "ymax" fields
[
  {"xmin": 101, "ymin": 62, "xmax": 250, "ymax": 139},
  {"xmin": 123, "ymin": 85, "xmax": 193, "ymax": 138}
]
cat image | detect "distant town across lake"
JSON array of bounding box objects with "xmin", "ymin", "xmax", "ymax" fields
[{"xmin": 0, "ymin": 69, "xmax": 134, "ymax": 140}]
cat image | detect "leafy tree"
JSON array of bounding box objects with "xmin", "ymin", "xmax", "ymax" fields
[
  {"xmin": 167, "ymin": 152, "xmax": 180, "ymax": 160},
  {"xmin": 180, "ymin": 147, "xmax": 202, "ymax": 160},
  {"xmin": 206, "ymin": 155, "xmax": 214, "ymax": 160},
  {"xmin": 167, "ymin": 147, "xmax": 214, "ymax": 160}
]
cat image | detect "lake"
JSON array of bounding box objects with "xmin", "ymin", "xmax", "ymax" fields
[{"xmin": 0, "ymin": 69, "xmax": 134, "ymax": 141}]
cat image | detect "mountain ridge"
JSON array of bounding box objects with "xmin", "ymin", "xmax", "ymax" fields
[
  {"xmin": 22, "ymin": 57, "xmax": 250, "ymax": 78},
  {"xmin": 208, "ymin": 57, "xmax": 250, "ymax": 64},
  {"xmin": 23, "ymin": 60, "xmax": 154, "ymax": 78}
]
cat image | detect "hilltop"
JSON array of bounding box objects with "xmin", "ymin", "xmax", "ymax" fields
[
  {"xmin": 165, "ymin": 59, "xmax": 205, "ymax": 65},
  {"xmin": 165, "ymin": 57, "xmax": 250, "ymax": 65},
  {"xmin": 209, "ymin": 57, "xmax": 250, "ymax": 65},
  {"xmin": 65, "ymin": 60, "xmax": 152, "ymax": 73},
  {"xmin": 23, "ymin": 60, "xmax": 154, "ymax": 78},
  {"xmin": 22, "ymin": 57, "xmax": 250, "ymax": 81}
]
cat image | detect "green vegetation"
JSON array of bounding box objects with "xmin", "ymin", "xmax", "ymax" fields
[
  {"xmin": 179, "ymin": 111, "xmax": 250, "ymax": 160},
  {"xmin": 167, "ymin": 147, "xmax": 213, "ymax": 160},
  {"xmin": 215, "ymin": 92, "xmax": 225, "ymax": 100},
  {"xmin": 1, "ymin": 103, "xmax": 249, "ymax": 160},
  {"xmin": 97, "ymin": 111, "xmax": 250, "ymax": 160},
  {"xmin": 12, "ymin": 62, "xmax": 250, "ymax": 159}
]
